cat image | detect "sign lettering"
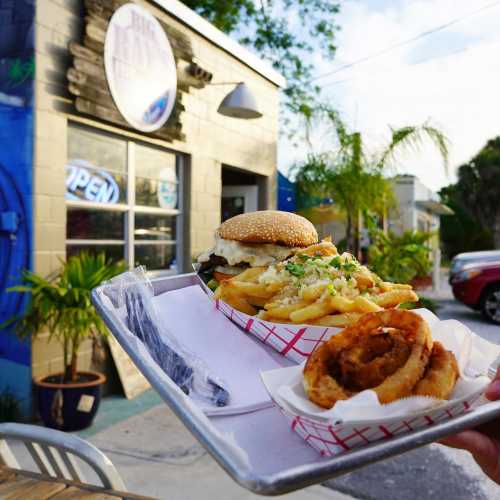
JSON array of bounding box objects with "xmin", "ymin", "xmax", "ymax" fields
[
  {"xmin": 104, "ymin": 4, "xmax": 177, "ymax": 132},
  {"xmin": 66, "ymin": 160, "xmax": 120, "ymax": 204}
]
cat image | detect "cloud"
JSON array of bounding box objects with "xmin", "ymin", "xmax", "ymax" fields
[{"xmin": 279, "ymin": 0, "xmax": 500, "ymax": 192}]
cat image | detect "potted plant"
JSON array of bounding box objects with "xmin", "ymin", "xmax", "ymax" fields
[{"xmin": 6, "ymin": 252, "xmax": 124, "ymax": 431}]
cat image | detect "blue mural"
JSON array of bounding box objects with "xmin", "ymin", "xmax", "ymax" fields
[{"xmin": 0, "ymin": 0, "xmax": 35, "ymax": 416}]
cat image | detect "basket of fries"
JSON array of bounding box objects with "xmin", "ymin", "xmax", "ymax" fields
[
  {"xmin": 198, "ymin": 240, "xmax": 420, "ymax": 363},
  {"xmin": 261, "ymin": 309, "xmax": 496, "ymax": 457}
]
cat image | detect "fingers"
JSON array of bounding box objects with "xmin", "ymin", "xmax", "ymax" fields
[
  {"xmin": 485, "ymin": 365, "xmax": 500, "ymax": 401},
  {"xmin": 439, "ymin": 430, "xmax": 500, "ymax": 484},
  {"xmin": 486, "ymin": 379, "xmax": 500, "ymax": 401},
  {"xmin": 439, "ymin": 430, "xmax": 484, "ymax": 451}
]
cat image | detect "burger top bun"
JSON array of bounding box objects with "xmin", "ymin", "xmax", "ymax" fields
[{"xmin": 217, "ymin": 210, "xmax": 318, "ymax": 247}]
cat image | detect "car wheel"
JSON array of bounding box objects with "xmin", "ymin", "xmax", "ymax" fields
[{"xmin": 481, "ymin": 285, "xmax": 500, "ymax": 325}]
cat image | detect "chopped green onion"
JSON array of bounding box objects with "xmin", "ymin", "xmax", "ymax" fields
[
  {"xmin": 285, "ymin": 262, "xmax": 305, "ymax": 278},
  {"xmin": 329, "ymin": 256, "xmax": 342, "ymax": 268},
  {"xmin": 342, "ymin": 262, "xmax": 357, "ymax": 273}
]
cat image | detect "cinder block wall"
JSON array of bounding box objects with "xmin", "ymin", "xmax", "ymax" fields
[{"xmin": 32, "ymin": 0, "xmax": 280, "ymax": 380}]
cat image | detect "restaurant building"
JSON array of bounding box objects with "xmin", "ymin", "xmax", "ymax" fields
[{"xmin": 0, "ymin": 0, "xmax": 284, "ymax": 414}]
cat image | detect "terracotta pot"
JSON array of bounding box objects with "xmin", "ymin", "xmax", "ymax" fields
[{"xmin": 34, "ymin": 371, "xmax": 106, "ymax": 431}]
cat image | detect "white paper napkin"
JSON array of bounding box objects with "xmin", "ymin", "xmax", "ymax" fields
[
  {"xmin": 261, "ymin": 310, "xmax": 499, "ymax": 424},
  {"xmin": 152, "ymin": 285, "xmax": 291, "ymax": 415}
]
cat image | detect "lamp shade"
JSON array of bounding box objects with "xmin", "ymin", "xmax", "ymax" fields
[{"xmin": 217, "ymin": 83, "xmax": 262, "ymax": 119}]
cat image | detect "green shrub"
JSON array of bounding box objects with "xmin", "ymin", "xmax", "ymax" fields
[
  {"xmin": 399, "ymin": 295, "xmax": 439, "ymax": 314},
  {"xmin": 368, "ymin": 230, "xmax": 433, "ymax": 284}
]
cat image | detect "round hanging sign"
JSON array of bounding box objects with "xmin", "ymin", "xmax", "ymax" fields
[{"xmin": 104, "ymin": 3, "xmax": 177, "ymax": 132}]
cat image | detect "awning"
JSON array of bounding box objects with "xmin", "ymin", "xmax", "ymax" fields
[{"xmin": 416, "ymin": 200, "xmax": 454, "ymax": 215}]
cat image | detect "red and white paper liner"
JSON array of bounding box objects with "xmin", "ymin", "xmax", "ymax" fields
[
  {"xmin": 214, "ymin": 298, "xmax": 341, "ymax": 363},
  {"xmin": 196, "ymin": 274, "xmax": 340, "ymax": 363},
  {"xmin": 277, "ymin": 394, "xmax": 483, "ymax": 457}
]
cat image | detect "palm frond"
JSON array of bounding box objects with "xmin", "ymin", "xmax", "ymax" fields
[
  {"xmin": 378, "ymin": 121, "xmax": 449, "ymax": 173},
  {"xmin": 4, "ymin": 252, "xmax": 126, "ymax": 371}
]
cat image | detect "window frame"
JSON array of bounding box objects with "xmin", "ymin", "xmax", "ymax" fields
[{"xmin": 65, "ymin": 124, "xmax": 183, "ymax": 274}]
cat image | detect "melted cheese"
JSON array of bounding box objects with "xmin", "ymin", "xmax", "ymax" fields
[{"xmin": 198, "ymin": 236, "xmax": 295, "ymax": 267}]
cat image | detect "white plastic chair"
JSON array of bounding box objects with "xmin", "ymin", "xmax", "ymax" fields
[{"xmin": 0, "ymin": 422, "xmax": 126, "ymax": 493}]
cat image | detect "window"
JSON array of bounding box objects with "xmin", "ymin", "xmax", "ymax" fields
[{"xmin": 65, "ymin": 124, "xmax": 182, "ymax": 273}]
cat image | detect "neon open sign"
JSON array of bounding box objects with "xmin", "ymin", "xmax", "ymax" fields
[{"xmin": 66, "ymin": 159, "xmax": 120, "ymax": 204}]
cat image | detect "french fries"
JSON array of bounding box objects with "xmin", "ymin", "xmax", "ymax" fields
[
  {"xmin": 372, "ymin": 289, "xmax": 418, "ymax": 308},
  {"xmin": 329, "ymin": 295, "xmax": 356, "ymax": 313},
  {"xmin": 245, "ymin": 295, "xmax": 268, "ymax": 308},
  {"xmin": 353, "ymin": 295, "xmax": 383, "ymax": 313},
  {"xmin": 311, "ymin": 312, "xmax": 362, "ymax": 327},
  {"xmin": 354, "ymin": 272, "xmax": 374, "ymax": 290},
  {"xmin": 380, "ymin": 281, "xmax": 413, "ymax": 292},
  {"xmin": 300, "ymin": 283, "xmax": 327, "ymax": 301},
  {"xmin": 290, "ymin": 301, "xmax": 334, "ymax": 323},
  {"xmin": 235, "ymin": 267, "xmax": 266, "ymax": 281},
  {"xmin": 213, "ymin": 240, "xmax": 419, "ymax": 326},
  {"xmin": 229, "ymin": 281, "xmax": 275, "ymax": 298},
  {"xmin": 265, "ymin": 301, "xmax": 309, "ymax": 319}
]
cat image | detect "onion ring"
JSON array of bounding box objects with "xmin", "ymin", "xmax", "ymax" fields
[
  {"xmin": 337, "ymin": 329, "xmax": 412, "ymax": 391},
  {"xmin": 303, "ymin": 310, "xmax": 433, "ymax": 408},
  {"xmin": 413, "ymin": 341, "xmax": 459, "ymax": 399}
]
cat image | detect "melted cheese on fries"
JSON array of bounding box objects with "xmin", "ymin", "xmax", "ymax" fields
[
  {"xmin": 213, "ymin": 240, "xmax": 419, "ymax": 325},
  {"xmin": 258, "ymin": 251, "xmax": 375, "ymax": 302}
]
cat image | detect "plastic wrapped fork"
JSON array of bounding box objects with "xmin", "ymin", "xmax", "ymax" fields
[{"xmin": 107, "ymin": 268, "xmax": 230, "ymax": 407}]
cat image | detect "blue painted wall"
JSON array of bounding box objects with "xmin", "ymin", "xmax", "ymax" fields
[
  {"xmin": 277, "ymin": 171, "xmax": 296, "ymax": 212},
  {"xmin": 0, "ymin": 0, "xmax": 35, "ymax": 416}
]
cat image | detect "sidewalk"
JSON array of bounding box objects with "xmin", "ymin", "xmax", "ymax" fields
[
  {"xmin": 78, "ymin": 398, "xmax": 356, "ymax": 500},
  {"xmin": 415, "ymin": 268, "xmax": 453, "ymax": 301}
]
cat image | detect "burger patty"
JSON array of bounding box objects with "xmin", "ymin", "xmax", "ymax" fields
[
  {"xmin": 198, "ymin": 253, "xmax": 250, "ymax": 277},
  {"xmin": 198, "ymin": 253, "xmax": 228, "ymax": 273}
]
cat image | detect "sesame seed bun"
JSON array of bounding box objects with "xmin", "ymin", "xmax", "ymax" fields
[{"xmin": 218, "ymin": 210, "xmax": 318, "ymax": 247}]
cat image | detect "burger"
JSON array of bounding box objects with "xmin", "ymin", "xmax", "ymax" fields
[{"xmin": 197, "ymin": 210, "xmax": 318, "ymax": 287}]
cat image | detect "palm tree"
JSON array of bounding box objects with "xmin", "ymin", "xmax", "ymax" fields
[
  {"xmin": 294, "ymin": 152, "xmax": 394, "ymax": 251},
  {"xmin": 294, "ymin": 106, "xmax": 449, "ymax": 253}
]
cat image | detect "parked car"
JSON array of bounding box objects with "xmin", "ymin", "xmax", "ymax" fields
[
  {"xmin": 449, "ymin": 250, "xmax": 500, "ymax": 283},
  {"xmin": 450, "ymin": 260, "xmax": 500, "ymax": 324}
]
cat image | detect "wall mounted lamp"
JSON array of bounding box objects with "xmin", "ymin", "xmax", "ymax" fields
[{"xmin": 211, "ymin": 82, "xmax": 262, "ymax": 119}]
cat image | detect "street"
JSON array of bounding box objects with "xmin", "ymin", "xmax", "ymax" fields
[{"xmin": 325, "ymin": 279, "xmax": 500, "ymax": 500}]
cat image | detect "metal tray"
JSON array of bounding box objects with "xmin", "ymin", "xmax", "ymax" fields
[{"xmin": 92, "ymin": 273, "xmax": 500, "ymax": 496}]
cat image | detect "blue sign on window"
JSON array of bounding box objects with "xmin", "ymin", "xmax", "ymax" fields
[{"xmin": 66, "ymin": 159, "xmax": 121, "ymax": 204}]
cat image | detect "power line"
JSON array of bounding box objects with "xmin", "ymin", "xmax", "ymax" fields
[
  {"xmin": 311, "ymin": 0, "xmax": 500, "ymax": 83},
  {"xmin": 321, "ymin": 38, "xmax": 500, "ymax": 89}
]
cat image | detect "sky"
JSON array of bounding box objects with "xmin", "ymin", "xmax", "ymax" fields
[{"xmin": 278, "ymin": 0, "xmax": 500, "ymax": 192}]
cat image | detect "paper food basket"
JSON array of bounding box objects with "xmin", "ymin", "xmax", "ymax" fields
[
  {"xmin": 196, "ymin": 271, "xmax": 341, "ymax": 363},
  {"xmin": 259, "ymin": 308, "xmax": 494, "ymax": 457},
  {"xmin": 92, "ymin": 272, "xmax": 500, "ymax": 496},
  {"xmin": 278, "ymin": 398, "xmax": 477, "ymax": 457}
]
